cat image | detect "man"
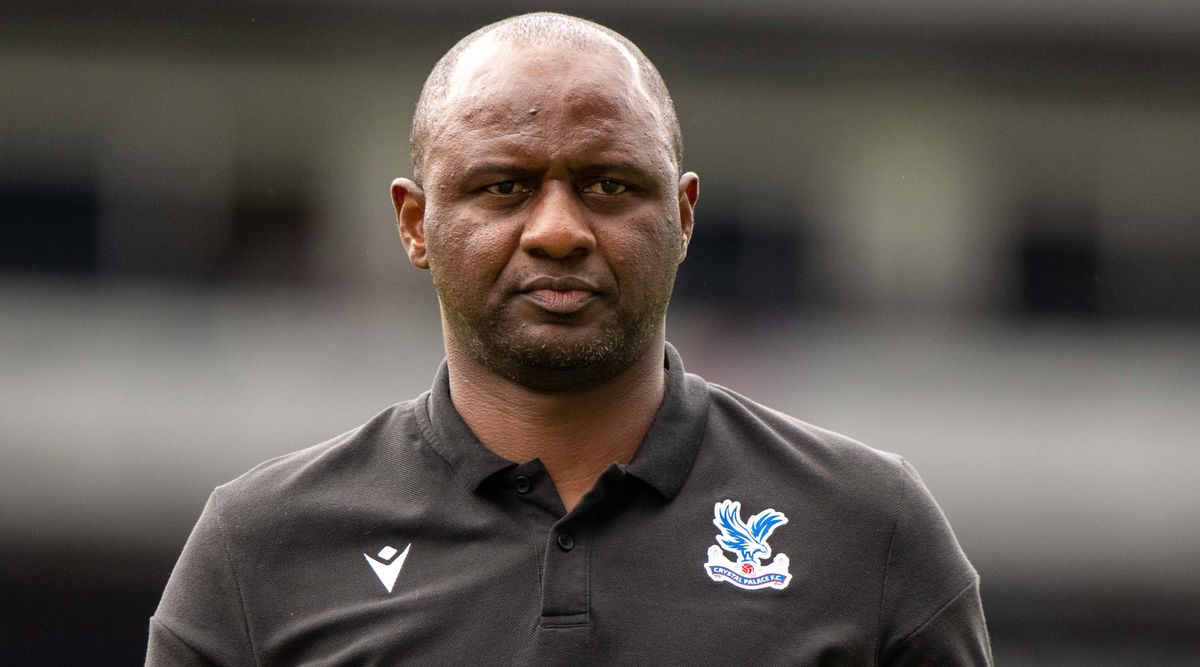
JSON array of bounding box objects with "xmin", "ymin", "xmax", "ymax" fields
[{"xmin": 149, "ymin": 12, "xmax": 991, "ymax": 665}]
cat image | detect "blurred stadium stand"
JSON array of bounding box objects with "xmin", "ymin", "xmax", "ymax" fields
[{"xmin": 3, "ymin": 1, "xmax": 1199, "ymax": 663}]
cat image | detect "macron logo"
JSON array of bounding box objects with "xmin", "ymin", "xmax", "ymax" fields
[{"xmin": 364, "ymin": 544, "xmax": 410, "ymax": 593}]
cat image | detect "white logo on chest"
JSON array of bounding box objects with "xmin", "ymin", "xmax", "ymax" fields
[
  {"xmin": 704, "ymin": 499, "xmax": 792, "ymax": 590},
  {"xmin": 364, "ymin": 544, "xmax": 410, "ymax": 593}
]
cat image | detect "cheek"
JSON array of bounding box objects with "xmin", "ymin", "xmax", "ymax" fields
[
  {"xmin": 425, "ymin": 210, "xmax": 517, "ymax": 290},
  {"xmin": 604, "ymin": 215, "xmax": 683, "ymax": 290}
]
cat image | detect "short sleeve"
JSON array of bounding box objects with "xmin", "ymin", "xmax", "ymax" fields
[
  {"xmin": 147, "ymin": 490, "xmax": 256, "ymax": 666},
  {"xmin": 877, "ymin": 459, "xmax": 992, "ymax": 665}
]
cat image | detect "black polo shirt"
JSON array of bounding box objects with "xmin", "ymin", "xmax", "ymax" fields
[{"xmin": 148, "ymin": 345, "xmax": 991, "ymax": 665}]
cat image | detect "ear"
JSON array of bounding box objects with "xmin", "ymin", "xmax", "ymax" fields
[
  {"xmin": 677, "ymin": 172, "xmax": 699, "ymax": 262},
  {"xmin": 391, "ymin": 178, "xmax": 428, "ymax": 269}
]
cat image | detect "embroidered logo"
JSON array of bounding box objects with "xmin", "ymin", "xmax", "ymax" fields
[
  {"xmin": 703, "ymin": 499, "xmax": 791, "ymax": 590},
  {"xmin": 364, "ymin": 544, "xmax": 410, "ymax": 593}
]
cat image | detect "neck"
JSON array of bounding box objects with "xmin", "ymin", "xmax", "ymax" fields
[{"xmin": 446, "ymin": 340, "xmax": 667, "ymax": 513}]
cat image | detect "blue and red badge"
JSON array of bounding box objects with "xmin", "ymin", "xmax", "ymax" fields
[{"xmin": 703, "ymin": 499, "xmax": 792, "ymax": 591}]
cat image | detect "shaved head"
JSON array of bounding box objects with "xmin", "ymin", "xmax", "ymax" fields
[{"xmin": 409, "ymin": 12, "xmax": 683, "ymax": 184}]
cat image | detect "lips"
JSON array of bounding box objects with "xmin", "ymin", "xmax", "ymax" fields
[
  {"xmin": 523, "ymin": 288, "xmax": 595, "ymax": 313},
  {"xmin": 516, "ymin": 276, "xmax": 603, "ymax": 314}
]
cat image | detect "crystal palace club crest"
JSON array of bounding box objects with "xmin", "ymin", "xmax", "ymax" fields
[{"xmin": 703, "ymin": 499, "xmax": 792, "ymax": 591}]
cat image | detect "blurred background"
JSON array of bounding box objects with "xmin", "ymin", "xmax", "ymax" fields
[{"xmin": 3, "ymin": 1, "xmax": 1199, "ymax": 664}]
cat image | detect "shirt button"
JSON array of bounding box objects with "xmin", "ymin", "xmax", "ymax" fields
[
  {"xmin": 556, "ymin": 533, "xmax": 574, "ymax": 552},
  {"xmin": 514, "ymin": 475, "xmax": 531, "ymax": 494}
]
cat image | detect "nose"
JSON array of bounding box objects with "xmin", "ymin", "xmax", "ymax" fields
[{"xmin": 519, "ymin": 183, "xmax": 596, "ymax": 259}]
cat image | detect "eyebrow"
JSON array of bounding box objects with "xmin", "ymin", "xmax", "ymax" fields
[
  {"xmin": 458, "ymin": 163, "xmax": 543, "ymax": 183},
  {"xmin": 575, "ymin": 162, "xmax": 652, "ymax": 176},
  {"xmin": 454, "ymin": 161, "xmax": 664, "ymax": 187}
]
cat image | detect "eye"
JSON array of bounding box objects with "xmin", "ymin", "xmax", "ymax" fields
[
  {"xmin": 583, "ymin": 179, "xmax": 627, "ymax": 195},
  {"xmin": 484, "ymin": 181, "xmax": 529, "ymax": 196}
]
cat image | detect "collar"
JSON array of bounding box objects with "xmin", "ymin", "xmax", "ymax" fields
[{"xmin": 415, "ymin": 342, "xmax": 710, "ymax": 501}]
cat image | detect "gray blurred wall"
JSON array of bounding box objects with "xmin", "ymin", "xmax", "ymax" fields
[{"xmin": 3, "ymin": 2, "xmax": 1200, "ymax": 664}]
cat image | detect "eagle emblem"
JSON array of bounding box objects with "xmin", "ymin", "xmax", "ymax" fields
[{"xmin": 703, "ymin": 499, "xmax": 792, "ymax": 590}]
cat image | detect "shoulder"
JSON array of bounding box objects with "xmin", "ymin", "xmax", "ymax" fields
[
  {"xmin": 697, "ymin": 379, "xmax": 971, "ymax": 570},
  {"xmin": 207, "ymin": 397, "xmax": 432, "ymax": 530},
  {"xmin": 698, "ymin": 379, "xmax": 984, "ymax": 653},
  {"xmin": 702, "ymin": 379, "xmax": 914, "ymax": 498}
]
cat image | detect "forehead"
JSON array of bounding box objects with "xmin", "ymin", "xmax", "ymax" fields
[{"xmin": 425, "ymin": 40, "xmax": 673, "ymax": 177}]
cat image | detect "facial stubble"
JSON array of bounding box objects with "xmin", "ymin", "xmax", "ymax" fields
[{"xmin": 437, "ymin": 273, "xmax": 675, "ymax": 393}]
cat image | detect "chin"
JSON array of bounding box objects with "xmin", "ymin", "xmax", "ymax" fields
[
  {"xmin": 443, "ymin": 296, "xmax": 668, "ymax": 391},
  {"xmin": 475, "ymin": 325, "xmax": 659, "ymax": 392}
]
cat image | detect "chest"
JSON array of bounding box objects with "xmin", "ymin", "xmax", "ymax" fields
[{"xmin": 233, "ymin": 486, "xmax": 889, "ymax": 665}]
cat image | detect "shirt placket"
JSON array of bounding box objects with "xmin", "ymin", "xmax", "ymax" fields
[
  {"xmin": 507, "ymin": 462, "xmax": 630, "ymax": 630},
  {"xmin": 506, "ymin": 461, "xmax": 587, "ymax": 628}
]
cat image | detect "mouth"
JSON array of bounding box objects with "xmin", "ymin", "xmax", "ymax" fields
[
  {"xmin": 521, "ymin": 288, "xmax": 597, "ymax": 313},
  {"xmin": 516, "ymin": 276, "xmax": 603, "ymax": 315}
]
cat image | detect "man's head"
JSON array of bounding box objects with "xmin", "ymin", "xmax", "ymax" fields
[
  {"xmin": 392, "ymin": 13, "xmax": 698, "ymax": 392},
  {"xmin": 409, "ymin": 13, "xmax": 684, "ymax": 186}
]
